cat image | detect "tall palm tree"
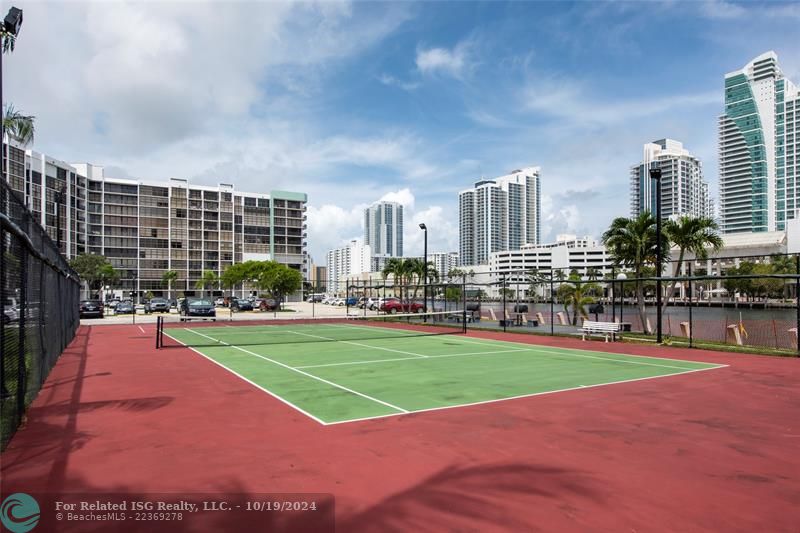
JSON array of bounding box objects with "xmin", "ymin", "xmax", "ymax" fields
[
  {"xmin": 585, "ymin": 267, "xmax": 601, "ymax": 281},
  {"xmin": 3, "ymin": 104, "xmax": 35, "ymax": 146},
  {"xmin": 1, "ymin": 30, "xmax": 35, "ymax": 146},
  {"xmin": 556, "ymin": 274, "xmax": 600, "ymax": 326},
  {"xmin": 663, "ymin": 216, "xmax": 723, "ymax": 308},
  {"xmin": 602, "ymin": 211, "xmax": 665, "ymax": 333},
  {"xmin": 162, "ymin": 270, "xmax": 179, "ymax": 301},
  {"xmin": 195, "ymin": 270, "xmax": 219, "ymax": 298},
  {"xmin": 382, "ymin": 258, "xmax": 410, "ymax": 301}
]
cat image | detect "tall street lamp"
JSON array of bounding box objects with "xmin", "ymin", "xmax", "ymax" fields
[
  {"xmin": 419, "ymin": 223, "xmax": 427, "ymax": 314},
  {"xmin": 650, "ymin": 167, "xmax": 663, "ymax": 343},
  {"xmin": 1, "ymin": 7, "xmax": 24, "ymax": 182}
]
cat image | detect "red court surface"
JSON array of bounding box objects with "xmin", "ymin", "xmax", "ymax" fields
[{"xmin": 2, "ymin": 324, "xmax": 799, "ymax": 532}]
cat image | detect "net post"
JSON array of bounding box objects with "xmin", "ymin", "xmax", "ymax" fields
[
  {"xmin": 156, "ymin": 316, "xmax": 161, "ymax": 349},
  {"xmin": 688, "ymin": 263, "xmax": 693, "ymax": 349}
]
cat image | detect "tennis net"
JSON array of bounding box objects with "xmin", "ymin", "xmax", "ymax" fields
[{"xmin": 156, "ymin": 309, "xmax": 468, "ymax": 349}]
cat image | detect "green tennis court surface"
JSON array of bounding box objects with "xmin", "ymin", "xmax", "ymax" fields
[{"xmin": 163, "ymin": 322, "xmax": 726, "ymax": 424}]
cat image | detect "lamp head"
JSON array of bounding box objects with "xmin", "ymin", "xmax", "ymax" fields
[
  {"xmin": 3, "ymin": 7, "xmax": 22, "ymax": 36},
  {"xmin": 418, "ymin": 223, "xmax": 427, "ymax": 230},
  {"xmin": 617, "ymin": 273, "xmax": 627, "ymax": 280}
]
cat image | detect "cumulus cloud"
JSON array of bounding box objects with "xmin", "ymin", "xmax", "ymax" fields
[{"xmin": 416, "ymin": 40, "xmax": 473, "ymax": 79}]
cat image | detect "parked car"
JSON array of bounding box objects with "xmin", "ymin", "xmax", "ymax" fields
[
  {"xmin": 180, "ymin": 297, "xmax": 216, "ymax": 320},
  {"xmin": 149, "ymin": 297, "xmax": 170, "ymax": 313},
  {"xmin": 79, "ymin": 300, "xmax": 104, "ymax": 319},
  {"xmin": 115, "ymin": 300, "xmax": 135, "ymax": 314},
  {"xmin": 107, "ymin": 298, "xmax": 121, "ymax": 309},
  {"xmin": 343, "ymin": 297, "xmax": 358, "ymax": 306},
  {"xmin": 255, "ymin": 298, "xmax": 277, "ymax": 311},
  {"xmin": 380, "ymin": 298, "xmax": 425, "ymax": 314},
  {"xmin": 214, "ymin": 297, "xmax": 225, "ymax": 306},
  {"xmin": 230, "ymin": 298, "xmax": 254, "ymax": 312},
  {"xmin": 4, "ymin": 297, "xmax": 19, "ymax": 323}
]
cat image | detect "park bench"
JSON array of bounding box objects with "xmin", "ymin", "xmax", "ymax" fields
[{"xmin": 581, "ymin": 320, "xmax": 621, "ymax": 342}]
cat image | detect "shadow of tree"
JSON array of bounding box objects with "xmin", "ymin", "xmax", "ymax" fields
[{"xmin": 338, "ymin": 462, "xmax": 602, "ymax": 532}]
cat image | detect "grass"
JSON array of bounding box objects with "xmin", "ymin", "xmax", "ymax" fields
[{"xmin": 164, "ymin": 322, "xmax": 725, "ymax": 424}]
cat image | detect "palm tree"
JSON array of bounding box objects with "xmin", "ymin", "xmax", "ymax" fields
[
  {"xmin": 382, "ymin": 258, "xmax": 410, "ymax": 301},
  {"xmin": 602, "ymin": 212, "xmax": 665, "ymax": 333},
  {"xmin": 663, "ymin": 216, "xmax": 722, "ymax": 308},
  {"xmin": 1, "ymin": 30, "xmax": 35, "ymax": 146},
  {"xmin": 195, "ymin": 270, "xmax": 219, "ymax": 298},
  {"xmin": 162, "ymin": 270, "xmax": 179, "ymax": 301},
  {"xmin": 3, "ymin": 104, "xmax": 34, "ymax": 146},
  {"xmin": 527, "ymin": 267, "xmax": 547, "ymax": 302},
  {"xmin": 585, "ymin": 267, "xmax": 601, "ymax": 282},
  {"xmin": 556, "ymin": 274, "xmax": 600, "ymax": 326}
]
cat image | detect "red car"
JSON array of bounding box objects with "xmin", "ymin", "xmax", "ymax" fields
[{"xmin": 380, "ymin": 298, "xmax": 425, "ymax": 314}]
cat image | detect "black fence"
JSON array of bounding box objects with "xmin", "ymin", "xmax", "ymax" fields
[
  {"xmin": 1, "ymin": 178, "xmax": 81, "ymax": 450},
  {"xmin": 457, "ymin": 266, "xmax": 800, "ymax": 355}
]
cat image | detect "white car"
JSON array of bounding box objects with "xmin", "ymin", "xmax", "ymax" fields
[
  {"xmin": 3, "ymin": 298, "xmax": 18, "ymax": 323},
  {"xmin": 215, "ymin": 297, "xmax": 225, "ymax": 306}
]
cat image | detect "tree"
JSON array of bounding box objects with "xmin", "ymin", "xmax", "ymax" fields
[
  {"xmin": 98, "ymin": 263, "xmax": 120, "ymax": 300},
  {"xmin": 382, "ymin": 258, "xmax": 412, "ymax": 301},
  {"xmin": 663, "ymin": 216, "xmax": 722, "ymax": 308},
  {"xmin": 195, "ymin": 270, "xmax": 220, "ymax": 297},
  {"xmin": 585, "ymin": 267, "xmax": 601, "ymax": 281},
  {"xmin": 255, "ymin": 262, "xmax": 303, "ymax": 310},
  {"xmin": 447, "ymin": 268, "xmax": 465, "ymax": 281},
  {"xmin": 527, "ymin": 268, "xmax": 547, "ymax": 302},
  {"xmin": 602, "ymin": 212, "xmax": 666, "ymax": 334},
  {"xmin": 70, "ymin": 253, "xmax": 116, "ymax": 298},
  {"xmin": 556, "ymin": 273, "xmax": 600, "ymax": 326},
  {"xmin": 162, "ymin": 270, "xmax": 178, "ymax": 301}
]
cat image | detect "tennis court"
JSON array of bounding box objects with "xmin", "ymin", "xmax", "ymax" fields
[{"xmin": 158, "ymin": 312, "xmax": 726, "ymax": 424}]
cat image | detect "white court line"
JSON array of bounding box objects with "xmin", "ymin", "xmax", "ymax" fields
[
  {"xmin": 162, "ymin": 331, "xmax": 328, "ymax": 425},
  {"xmin": 294, "ymin": 348, "xmax": 528, "ymax": 369},
  {"xmin": 325, "ymin": 365, "xmax": 725, "ymax": 426},
  {"xmin": 287, "ymin": 330, "xmax": 430, "ymax": 358},
  {"xmin": 326, "ymin": 322, "xmax": 727, "ymax": 371},
  {"xmin": 138, "ymin": 325, "xmax": 146, "ymax": 333},
  {"xmin": 184, "ymin": 328, "xmax": 408, "ymax": 414}
]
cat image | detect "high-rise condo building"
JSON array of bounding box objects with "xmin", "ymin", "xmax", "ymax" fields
[
  {"xmin": 364, "ymin": 201, "xmax": 403, "ymax": 272},
  {"xmin": 2, "ymin": 141, "xmax": 308, "ymax": 297},
  {"xmin": 326, "ymin": 239, "xmax": 371, "ymax": 294},
  {"xmin": 630, "ymin": 139, "xmax": 712, "ymax": 219},
  {"xmin": 458, "ymin": 167, "xmax": 541, "ymax": 266},
  {"xmin": 719, "ymin": 51, "xmax": 800, "ymax": 233}
]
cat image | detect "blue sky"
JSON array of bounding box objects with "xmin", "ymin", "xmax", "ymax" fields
[{"xmin": 6, "ymin": 0, "xmax": 800, "ymax": 261}]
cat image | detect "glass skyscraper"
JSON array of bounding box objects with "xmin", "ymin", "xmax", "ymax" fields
[
  {"xmin": 458, "ymin": 167, "xmax": 541, "ymax": 266},
  {"xmin": 630, "ymin": 139, "xmax": 711, "ymax": 220},
  {"xmin": 364, "ymin": 201, "xmax": 403, "ymax": 272},
  {"xmin": 719, "ymin": 51, "xmax": 800, "ymax": 233}
]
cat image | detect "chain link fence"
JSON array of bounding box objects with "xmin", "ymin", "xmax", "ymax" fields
[{"xmin": 1, "ymin": 179, "xmax": 80, "ymax": 450}]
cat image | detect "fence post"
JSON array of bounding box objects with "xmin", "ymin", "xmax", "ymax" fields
[
  {"xmin": 550, "ymin": 270, "xmax": 554, "ymax": 336},
  {"xmin": 502, "ymin": 274, "xmax": 507, "ymax": 333},
  {"xmin": 688, "ymin": 263, "xmax": 693, "ymax": 349}
]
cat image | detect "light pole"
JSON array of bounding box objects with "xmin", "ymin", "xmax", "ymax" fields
[
  {"xmin": 419, "ymin": 223, "xmax": 427, "ymax": 314},
  {"xmin": 1, "ymin": 7, "xmax": 23, "ymax": 184},
  {"xmin": 650, "ymin": 167, "xmax": 663, "ymax": 343}
]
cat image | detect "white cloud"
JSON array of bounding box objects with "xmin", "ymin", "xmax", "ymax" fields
[
  {"xmin": 416, "ymin": 40, "xmax": 473, "ymax": 79},
  {"xmin": 377, "ymin": 73, "xmax": 420, "ymax": 91},
  {"xmin": 379, "ymin": 188, "xmax": 415, "ymax": 209}
]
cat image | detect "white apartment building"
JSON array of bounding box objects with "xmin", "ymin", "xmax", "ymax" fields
[
  {"xmin": 719, "ymin": 51, "xmax": 800, "ymax": 233},
  {"xmin": 364, "ymin": 201, "xmax": 403, "ymax": 272},
  {"xmin": 326, "ymin": 239, "xmax": 371, "ymax": 294},
  {"xmin": 3, "ymin": 144, "xmax": 308, "ymax": 298},
  {"xmin": 458, "ymin": 167, "xmax": 541, "ymax": 265},
  {"xmin": 630, "ymin": 139, "xmax": 712, "ymax": 219}
]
